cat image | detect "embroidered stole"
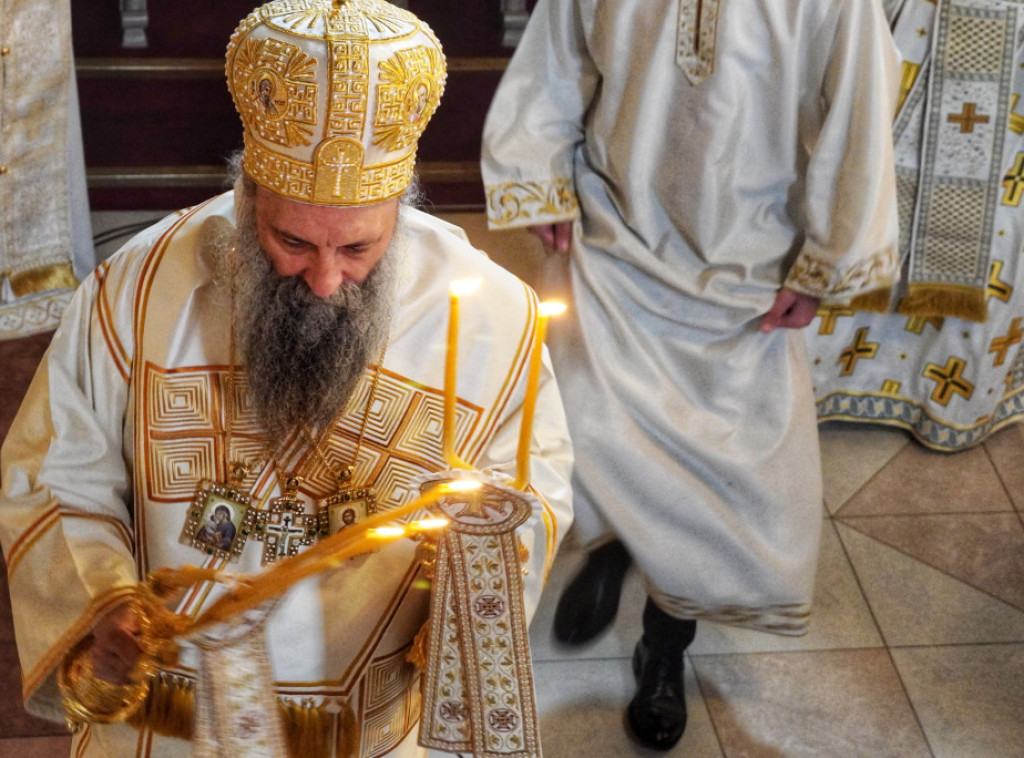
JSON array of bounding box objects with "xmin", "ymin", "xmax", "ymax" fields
[
  {"xmin": 191, "ymin": 604, "xmax": 290, "ymax": 758},
  {"xmin": 893, "ymin": 0, "xmax": 1023, "ymax": 322},
  {"xmin": 418, "ymin": 474, "xmax": 542, "ymax": 758}
]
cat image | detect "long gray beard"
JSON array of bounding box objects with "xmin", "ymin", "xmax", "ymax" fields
[{"xmin": 220, "ymin": 189, "xmax": 399, "ymax": 444}]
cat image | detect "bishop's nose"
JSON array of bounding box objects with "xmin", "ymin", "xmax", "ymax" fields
[{"xmin": 302, "ymin": 253, "xmax": 346, "ymax": 298}]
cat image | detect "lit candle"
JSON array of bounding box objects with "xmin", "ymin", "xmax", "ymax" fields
[
  {"xmin": 513, "ymin": 301, "xmax": 566, "ymax": 489},
  {"xmin": 444, "ymin": 279, "xmax": 480, "ymax": 469}
]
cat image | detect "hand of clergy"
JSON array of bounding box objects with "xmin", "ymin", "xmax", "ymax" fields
[
  {"xmin": 528, "ymin": 222, "xmax": 573, "ymax": 253},
  {"xmin": 759, "ymin": 288, "xmax": 820, "ymax": 333},
  {"xmin": 84, "ymin": 602, "xmax": 145, "ymax": 685}
]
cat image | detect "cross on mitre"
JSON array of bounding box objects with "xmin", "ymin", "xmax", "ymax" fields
[{"xmin": 313, "ymin": 138, "xmax": 363, "ymax": 203}]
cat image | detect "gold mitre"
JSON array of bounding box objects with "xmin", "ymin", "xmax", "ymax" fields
[{"xmin": 226, "ymin": 0, "xmax": 446, "ymax": 206}]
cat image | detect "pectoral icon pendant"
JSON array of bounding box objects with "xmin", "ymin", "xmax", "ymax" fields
[{"xmin": 317, "ymin": 466, "xmax": 377, "ymax": 538}]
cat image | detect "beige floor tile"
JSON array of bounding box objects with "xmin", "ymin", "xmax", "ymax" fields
[
  {"xmin": 838, "ymin": 512, "xmax": 1024, "ymax": 611},
  {"xmin": 817, "ymin": 421, "xmax": 910, "ymax": 514},
  {"xmin": 837, "ymin": 441, "xmax": 1014, "ymax": 517},
  {"xmin": 690, "ymin": 522, "xmax": 882, "ymax": 655},
  {"xmin": 534, "ymin": 656, "xmax": 722, "ymax": 757},
  {"xmin": 983, "ymin": 422, "xmax": 1024, "ymax": 511},
  {"xmin": 693, "ymin": 649, "xmax": 931, "ymax": 757},
  {"xmin": 892, "ymin": 643, "xmax": 1024, "ymax": 758},
  {"xmin": 836, "ymin": 522, "xmax": 1024, "ymax": 646}
]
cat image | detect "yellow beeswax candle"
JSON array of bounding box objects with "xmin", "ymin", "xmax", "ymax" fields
[
  {"xmin": 444, "ymin": 279, "xmax": 480, "ymax": 469},
  {"xmin": 514, "ymin": 302, "xmax": 566, "ymax": 489}
]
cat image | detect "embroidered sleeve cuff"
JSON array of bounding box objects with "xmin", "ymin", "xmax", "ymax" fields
[
  {"xmin": 784, "ymin": 245, "xmax": 899, "ymax": 305},
  {"xmin": 484, "ymin": 178, "xmax": 580, "ymax": 230}
]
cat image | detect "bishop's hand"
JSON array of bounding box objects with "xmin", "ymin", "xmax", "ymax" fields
[{"xmin": 84, "ymin": 602, "xmax": 144, "ymax": 685}]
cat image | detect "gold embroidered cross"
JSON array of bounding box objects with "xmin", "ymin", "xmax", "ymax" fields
[
  {"xmin": 947, "ymin": 102, "xmax": 990, "ymax": 133},
  {"xmin": 838, "ymin": 327, "xmax": 878, "ymax": 376},
  {"xmin": 816, "ymin": 306, "xmax": 855, "ymax": 336},
  {"xmin": 987, "ymin": 260, "xmax": 1013, "ymax": 302},
  {"xmin": 923, "ymin": 356, "xmax": 974, "ymax": 405},
  {"xmin": 897, "ymin": 62, "xmax": 921, "ymax": 115},
  {"xmin": 904, "ymin": 315, "xmax": 945, "ymax": 334},
  {"xmin": 881, "ymin": 379, "xmax": 902, "ymax": 395},
  {"xmin": 989, "ymin": 317, "xmax": 1023, "ymax": 367},
  {"xmin": 1010, "ymin": 94, "xmax": 1024, "ymax": 135},
  {"xmin": 1002, "ymin": 153, "xmax": 1024, "ymax": 206},
  {"xmin": 324, "ymin": 145, "xmax": 361, "ymax": 198}
]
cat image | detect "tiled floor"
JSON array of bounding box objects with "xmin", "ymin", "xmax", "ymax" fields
[{"xmin": 1, "ymin": 211, "xmax": 1022, "ymax": 757}]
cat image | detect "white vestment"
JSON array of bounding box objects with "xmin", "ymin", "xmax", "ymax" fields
[
  {"xmin": 808, "ymin": 0, "xmax": 1024, "ymax": 451},
  {"xmin": 0, "ymin": 192, "xmax": 573, "ymax": 756},
  {"xmin": 482, "ymin": 0, "xmax": 899, "ymax": 633},
  {"xmin": 0, "ymin": 0, "xmax": 94, "ymax": 340}
]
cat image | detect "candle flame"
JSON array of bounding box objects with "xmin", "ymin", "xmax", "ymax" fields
[
  {"xmin": 449, "ymin": 278, "xmax": 481, "ymax": 297},
  {"xmin": 440, "ymin": 479, "xmax": 482, "ymax": 493},
  {"xmin": 369, "ymin": 526, "xmax": 407, "ymax": 538},
  {"xmin": 411, "ymin": 517, "xmax": 449, "ymax": 531},
  {"xmin": 538, "ymin": 301, "xmax": 567, "ymax": 317}
]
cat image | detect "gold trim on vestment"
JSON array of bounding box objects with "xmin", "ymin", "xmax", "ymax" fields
[
  {"xmin": 5, "ymin": 262, "xmax": 78, "ymax": 297},
  {"xmin": 124, "ymin": 671, "xmax": 367, "ymax": 758},
  {"xmin": 848, "ymin": 287, "xmax": 892, "ymax": 314},
  {"xmin": 897, "ymin": 282, "xmax": 989, "ymax": 323},
  {"xmin": 485, "ymin": 178, "xmax": 579, "ymax": 229},
  {"xmin": 648, "ymin": 590, "xmax": 812, "ymax": 636},
  {"xmin": 785, "ymin": 247, "xmax": 898, "ymax": 302},
  {"xmin": 675, "ymin": 0, "xmax": 721, "ymax": 85}
]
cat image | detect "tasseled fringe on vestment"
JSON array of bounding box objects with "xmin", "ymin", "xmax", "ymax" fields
[
  {"xmin": 127, "ymin": 672, "xmax": 356, "ymax": 758},
  {"xmin": 897, "ymin": 282, "xmax": 988, "ymax": 323},
  {"xmin": 4, "ymin": 262, "xmax": 78, "ymax": 297},
  {"xmin": 848, "ymin": 286, "xmax": 892, "ymax": 314}
]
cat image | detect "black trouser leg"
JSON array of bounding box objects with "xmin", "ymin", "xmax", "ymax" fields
[
  {"xmin": 642, "ymin": 596, "xmax": 697, "ymax": 652},
  {"xmin": 553, "ymin": 539, "xmax": 631, "ymax": 644},
  {"xmin": 626, "ymin": 597, "xmax": 696, "ymax": 751}
]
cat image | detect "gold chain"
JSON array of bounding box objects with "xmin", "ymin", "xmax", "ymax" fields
[{"xmin": 302, "ymin": 349, "xmax": 386, "ymax": 490}]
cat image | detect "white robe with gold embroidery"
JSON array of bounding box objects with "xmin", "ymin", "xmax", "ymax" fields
[
  {"xmin": 0, "ymin": 0, "xmax": 94, "ymax": 340},
  {"xmin": 0, "ymin": 191, "xmax": 573, "ymax": 756},
  {"xmin": 481, "ymin": 0, "xmax": 899, "ymax": 632}
]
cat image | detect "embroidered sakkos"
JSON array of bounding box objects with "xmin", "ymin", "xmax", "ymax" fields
[{"xmin": 0, "ymin": 193, "xmax": 573, "ymax": 757}]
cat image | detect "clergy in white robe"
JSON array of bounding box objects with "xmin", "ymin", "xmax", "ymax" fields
[
  {"xmin": 0, "ymin": 187, "xmax": 573, "ymax": 758},
  {"xmin": 809, "ymin": 0, "xmax": 1024, "ymax": 451},
  {"xmin": 0, "ymin": 0, "xmax": 95, "ymax": 340},
  {"xmin": 0, "ymin": 2, "xmax": 573, "ymax": 756},
  {"xmin": 482, "ymin": 0, "xmax": 900, "ymax": 634}
]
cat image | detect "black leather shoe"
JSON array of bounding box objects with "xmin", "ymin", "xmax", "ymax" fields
[
  {"xmin": 626, "ymin": 638, "xmax": 687, "ymax": 751},
  {"xmin": 553, "ymin": 540, "xmax": 630, "ymax": 645}
]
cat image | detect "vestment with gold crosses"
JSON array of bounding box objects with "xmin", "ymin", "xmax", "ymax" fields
[
  {"xmin": 808, "ymin": 0, "xmax": 1024, "ymax": 451},
  {"xmin": 0, "ymin": 190, "xmax": 573, "ymax": 756},
  {"xmin": 482, "ymin": 0, "xmax": 899, "ymax": 633}
]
